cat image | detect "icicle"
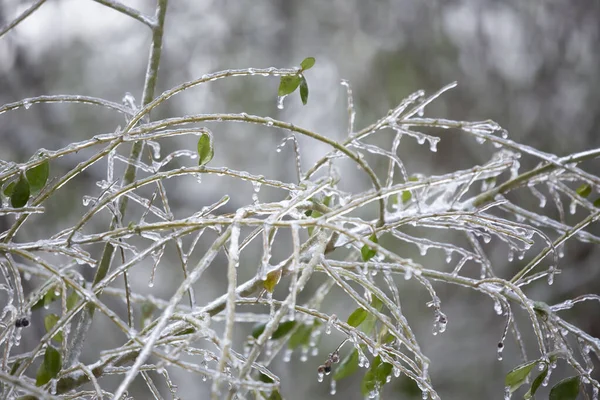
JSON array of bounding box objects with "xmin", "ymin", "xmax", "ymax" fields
[
  {"xmin": 497, "ymin": 342, "xmax": 504, "ymax": 360},
  {"xmin": 325, "ymin": 314, "xmax": 337, "ymax": 335},
  {"xmin": 277, "ymin": 95, "xmax": 287, "ymax": 109},
  {"xmin": 569, "ymin": 201, "xmax": 577, "ymax": 215},
  {"xmin": 251, "ymin": 181, "xmax": 262, "ymax": 204},
  {"xmin": 283, "ymin": 348, "xmax": 293, "ymax": 362},
  {"xmin": 493, "ymin": 298, "xmax": 503, "ymax": 315},
  {"xmin": 503, "ymin": 386, "xmax": 512, "ymax": 400},
  {"xmin": 445, "ymin": 250, "xmax": 452, "ymax": 264},
  {"xmin": 330, "ymin": 379, "xmax": 337, "ymax": 395},
  {"xmin": 404, "ymin": 268, "xmax": 413, "ymax": 280}
]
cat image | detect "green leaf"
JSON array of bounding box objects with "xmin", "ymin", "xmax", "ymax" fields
[
  {"xmin": 594, "ymin": 198, "xmax": 600, "ymax": 208},
  {"xmin": 44, "ymin": 314, "xmax": 63, "ymax": 343},
  {"xmin": 300, "ymin": 57, "xmax": 316, "ymax": 71},
  {"xmin": 524, "ymin": 365, "xmax": 548, "ymax": 399},
  {"xmin": 32, "ymin": 287, "xmax": 60, "ymax": 311},
  {"xmin": 347, "ymin": 308, "xmax": 368, "ymax": 328},
  {"xmin": 361, "ymin": 234, "xmax": 378, "ymax": 262},
  {"xmin": 401, "ymin": 190, "xmax": 412, "ymax": 204},
  {"xmin": 26, "ymin": 160, "xmax": 49, "ymax": 193},
  {"xmin": 549, "ymin": 376, "xmax": 580, "ymax": 400},
  {"xmin": 268, "ymin": 390, "xmax": 283, "ymax": 400},
  {"xmin": 263, "ymin": 269, "xmax": 282, "ymax": 293},
  {"xmin": 288, "ymin": 324, "xmax": 312, "ymax": 349},
  {"xmin": 36, "ymin": 345, "xmax": 61, "ymax": 386},
  {"xmin": 3, "ymin": 181, "xmax": 15, "ymax": 197},
  {"xmin": 197, "ymin": 133, "xmax": 214, "ymax": 166},
  {"xmin": 66, "ymin": 291, "xmax": 79, "ymax": 311},
  {"xmin": 576, "ymin": 184, "xmax": 592, "ymax": 198},
  {"xmin": 361, "ymin": 355, "xmax": 394, "ymax": 396},
  {"xmin": 505, "ymin": 360, "xmax": 537, "ymax": 393},
  {"xmin": 360, "ymin": 295, "xmax": 383, "ymax": 335},
  {"xmin": 278, "ymin": 75, "xmax": 302, "ymax": 96},
  {"xmin": 299, "ymin": 76, "xmax": 309, "ymax": 105},
  {"xmin": 259, "ymin": 373, "xmax": 274, "ymax": 383},
  {"xmin": 252, "ymin": 322, "xmax": 266, "ymax": 339},
  {"xmin": 271, "ymin": 320, "xmax": 296, "ymax": 340},
  {"xmin": 333, "ymin": 349, "xmax": 359, "ymax": 380},
  {"xmin": 10, "ymin": 175, "xmax": 30, "ymax": 208}
]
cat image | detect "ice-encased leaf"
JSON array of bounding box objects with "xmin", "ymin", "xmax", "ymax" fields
[
  {"xmin": 347, "ymin": 308, "xmax": 368, "ymax": 328},
  {"xmin": 197, "ymin": 133, "xmax": 214, "ymax": 166},
  {"xmin": 361, "ymin": 355, "xmax": 394, "ymax": 396},
  {"xmin": 26, "ymin": 160, "xmax": 49, "ymax": 193},
  {"xmin": 278, "ymin": 75, "xmax": 301, "ymax": 96},
  {"xmin": 576, "ymin": 184, "xmax": 591, "ymax": 198},
  {"xmin": 36, "ymin": 345, "xmax": 61, "ymax": 386},
  {"xmin": 505, "ymin": 360, "xmax": 537, "ymax": 392},
  {"xmin": 300, "ymin": 76, "xmax": 309, "ymax": 105},
  {"xmin": 10, "ymin": 175, "xmax": 30, "ymax": 208},
  {"xmin": 524, "ymin": 365, "xmax": 548, "ymax": 399},
  {"xmin": 333, "ymin": 349, "xmax": 359, "ymax": 380},
  {"xmin": 300, "ymin": 57, "xmax": 316, "ymax": 71},
  {"xmin": 549, "ymin": 376, "xmax": 580, "ymax": 400},
  {"xmin": 44, "ymin": 313, "xmax": 63, "ymax": 343},
  {"xmin": 263, "ymin": 269, "xmax": 282, "ymax": 293},
  {"xmin": 361, "ymin": 234, "xmax": 378, "ymax": 262}
]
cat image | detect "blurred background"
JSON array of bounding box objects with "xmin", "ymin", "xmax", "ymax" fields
[{"xmin": 1, "ymin": 0, "xmax": 599, "ymax": 399}]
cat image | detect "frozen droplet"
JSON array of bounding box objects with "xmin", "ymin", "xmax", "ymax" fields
[
  {"xmin": 23, "ymin": 101, "xmax": 31, "ymax": 110},
  {"xmin": 417, "ymin": 107, "xmax": 424, "ymax": 117},
  {"xmin": 497, "ymin": 342, "xmax": 504, "ymax": 360},
  {"xmin": 404, "ymin": 268, "xmax": 413, "ymax": 280},
  {"xmin": 283, "ymin": 348, "xmax": 293, "ymax": 362},
  {"xmin": 265, "ymin": 117, "xmax": 274, "ymax": 127},
  {"xmin": 148, "ymin": 280, "xmax": 155, "ymax": 288},
  {"xmin": 418, "ymin": 245, "xmax": 429, "ymax": 256},
  {"xmin": 493, "ymin": 298, "xmax": 503, "ymax": 315},
  {"xmin": 252, "ymin": 181, "xmax": 261, "ymax": 204},
  {"xmin": 317, "ymin": 371, "xmax": 324, "ymax": 382},
  {"xmin": 277, "ymin": 95, "xmax": 287, "ymax": 109},
  {"xmin": 507, "ymin": 249, "xmax": 514, "ymax": 262},
  {"xmin": 569, "ymin": 201, "xmax": 577, "ymax": 215},
  {"xmin": 325, "ymin": 314, "xmax": 337, "ymax": 334},
  {"xmin": 445, "ymin": 250, "xmax": 452, "ymax": 264},
  {"xmin": 330, "ymin": 379, "xmax": 337, "ymax": 395},
  {"xmin": 393, "ymin": 367, "xmax": 401, "ymax": 377},
  {"xmin": 300, "ymin": 346, "xmax": 309, "ymax": 362},
  {"xmin": 428, "ymin": 137, "xmax": 439, "ymax": 152}
]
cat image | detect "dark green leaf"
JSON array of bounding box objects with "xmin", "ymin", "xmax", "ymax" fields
[
  {"xmin": 197, "ymin": 133, "xmax": 214, "ymax": 166},
  {"xmin": 3, "ymin": 181, "xmax": 15, "ymax": 197},
  {"xmin": 252, "ymin": 322, "xmax": 266, "ymax": 339},
  {"xmin": 44, "ymin": 314, "xmax": 63, "ymax": 343},
  {"xmin": 361, "ymin": 356, "xmax": 394, "ymax": 396},
  {"xmin": 9, "ymin": 359, "xmax": 21, "ymax": 375},
  {"xmin": 361, "ymin": 234, "xmax": 378, "ymax": 262},
  {"xmin": 271, "ymin": 320, "xmax": 296, "ymax": 340},
  {"xmin": 549, "ymin": 376, "xmax": 580, "ymax": 400},
  {"xmin": 288, "ymin": 324, "xmax": 312, "ymax": 349},
  {"xmin": 505, "ymin": 360, "xmax": 537, "ymax": 392},
  {"xmin": 333, "ymin": 349, "xmax": 359, "ymax": 380},
  {"xmin": 300, "ymin": 57, "xmax": 316, "ymax": 71},
  {"xmin": 36, "ymin": 345, "xmax": 61, "ymax": 386},
  {"xmin": 259, "ymin": 373, "xmax": 274, "ymax": 383},
  {"xmin": 524, "ymin": 365, "xmax": 548, "ymax": 399},
  {"xmin": 278, "ymin": 75, "xmax": 301, "ymax": 96},
  {"xmin": 66, "ymin": 291, "xmax": 79, "ymax": 311},
  {"xmin": 10, "ymin": 175, "xmax": 30, "ymax": 208},
  {"xmin": 576, "ymin": 184, "xmax": 592, "ymax": 198},
  {"xmin": 347, "ymin": 308, "xmax": 368, "ymax": 328},
  {"xmin": 299, "ymin": 76, "xmax": 309, "ymax": 105},
  {"xmin": 26, "ymin": 160, "xmax": 49, "ymax": 193},
  {"xmin": 594, "ymin": 198, "xmax": 600, "ymax": 208}
]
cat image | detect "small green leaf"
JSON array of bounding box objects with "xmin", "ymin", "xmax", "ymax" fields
[
  {"xmin": 252, "ymin": 322, "xmax": 266, "ymax": 339},
  {"xmin": 9, "ymin": 359, "xmax": 22, "ymax": 375},
  {"xmin": 505, "ymin": 360, "xmax": 537, "ymax": 392},
  {"xmin": 360, "ymin": 295, "xmax": 383, "ymax": 335},
  {"xmin": 36, "ymin": 345, "xmax": 61, "ymax": 386},
  {"xmin": 347, "ymin": 308, "xmax": 368, "ymax": 328},
  {"xmin": 3, "ymin": 181, "xmax": 15, "ymax": 197},
  {"xmin": 271, "ymin": 320, "xmax": 296, "ymax": 340},
  {"xmin": 288, "ymin": 324, "xmax": 312, "ymax": 349},
  {"xmin": 32, "ymin": 287, "xmax": 60, "ymax": 311},
  {"xmin": 524, "ymin": 365, "xmax": 548, "ymax": 399},
  {"xmin": 300, "ymin": 57, "xmax": 316, "ymax": 71},
  {"xmin": 594, "ymin": 198, "xmax": 600, "ymax": 208},
  {"xmin": 197, "ymin": 133, "xmax": 214, "ymax": 166},
  {"xmin": 361, "ymin": 355, "xmax": 394, "ymax": 396},
  {"xmin": 333, "ymin": 349, "xmax": 359, "ymax": 380},
  {"xmin": 259, "ymin": 373, "xmax": 274, "ymax": 383},
  {"xmin": 401, "ymin": 191, "xmax": 412, "ymax": 204},
  {"xmin": 10, "ymin": 175, "xmax": 30, "ymax": 208},
  {"xmin": 278, "ymin": 75, "xmax": 302, "ymax": 96},
  {"xmin": 26, "ymin": 160, "xmax": 49, "ymax": 193},
  {"xmin": 44, "ymin": 314, "xmax": 63, "ymax": 343},
  {"xmin": 299, "ymin": 76, "xmax": 309, "ymax": 105},
  {"xmin": 576, "ymin": 184, "xmax": 592, "ymax": 198},
  {"xmin": 263, "ymin": 269, "xmax": 282, "ymax": 293},
  {"xmin": 66, "ymin": 291, "xmax": 79, "ymax": 311},
  {"xmin": 361, "ymin": 234, "xmax": 378, "ymax": 262},
  {"xmin": 549, "ymin": 376, "xmax": 580, "ymax": 400},
  {"xmin": 323, "ymin": 195, "xmax": 332, "ymax": 206}
]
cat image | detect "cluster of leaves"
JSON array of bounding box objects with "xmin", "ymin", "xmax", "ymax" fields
[
  {"xmin": 277, "ymin": 57, "xmax": 316, "ymax": 105},
  {"xmin": 2, "ymin": 159, "xmax": 49, "ymax": 207}
]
